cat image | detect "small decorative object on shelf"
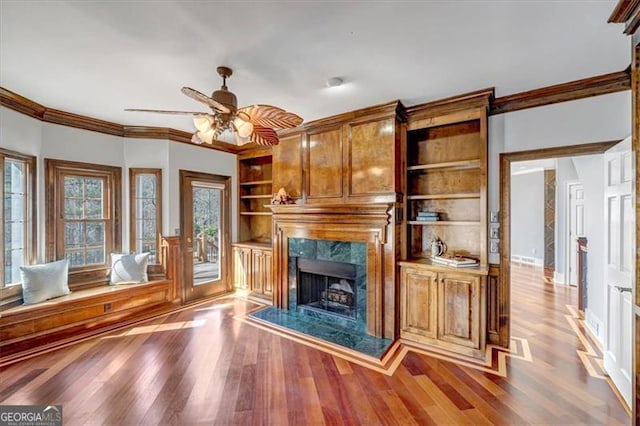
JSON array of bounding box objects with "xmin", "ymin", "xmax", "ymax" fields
[
  {"xmin": 430, "ymin": 237, "xmax": 447, "ymax": 257},
  {"xmin": 431, "ymin": 253, "xmax": 479, "ymax": 268},
  {"xmin": 271, "ymin": 187, "xmax": 295, "ymax": 205},
  {"xmin": 416, "ymin": 210, "xmax": 441, "ymax": 221}
]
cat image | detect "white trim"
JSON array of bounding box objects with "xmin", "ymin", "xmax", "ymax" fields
[{"xmin": 585, "ymin": 308, "xmax": 604, "ymax": 346}]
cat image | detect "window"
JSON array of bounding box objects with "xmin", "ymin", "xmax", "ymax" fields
[
  {"xmin": 0, "ymin": 149, "xmax": 36, "ymax": 288},
  {"xmin": 46, "ymin": 159, "xmax": 121, "ymax": 281},
  {"xmin": 129, "ymin": 168, "xmax": 162, "ymax": 264}
]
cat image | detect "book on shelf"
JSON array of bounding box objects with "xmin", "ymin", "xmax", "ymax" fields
[
  {"xmin": 431, "ymin": 254, "xmax": 479, "ymax": 267},
  {"xmin": 415, "ymin": 211, "xmax": 440, "ymax": 221},
  {"xmin": 417, "ymin": 211, "xmax": 439, "ymax": 217},
  {"xmin": 415, "ymin": 216, "xmax": 440, "ymax": 222}
]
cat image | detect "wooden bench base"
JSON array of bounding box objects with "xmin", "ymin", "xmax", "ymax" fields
[{"xmin": 0, "ymin": 280, "xmax": 175, "ymax": 363}]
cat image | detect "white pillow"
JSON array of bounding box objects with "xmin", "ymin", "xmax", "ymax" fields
[
  {"xmin": 20, "ymin": 259, "xmax": 70, "ymax": 305},
  {"xmin": 110, "ymin": 252, "xmax": 149, "ymax": 285}
]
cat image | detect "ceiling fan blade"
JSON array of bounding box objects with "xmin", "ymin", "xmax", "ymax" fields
[
  {"xmin": 251, "ymin": 125, "xmax": 280, "ymax": 146},
  {"xmin": 238, "ymin": 104, "xmax": 303, "ymax": 130},
  {"xmin": 125, "ymin": 108, "xmax": 205, "ymax": 115},
  {"xmin": 181, "ymin": 87, "xmax": 230, "ymax": 114}
]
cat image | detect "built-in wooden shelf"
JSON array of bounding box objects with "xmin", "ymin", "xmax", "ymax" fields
[
  {"xmin": 407, "ymin": 159, "xmax": 481, "ymax": 171},
  {"xmin": 240, "ymin": 180, "xmax": 272, "ymax": 186},
  {"xmin": 407, "ymin": 193, "xmax": 481, "ymax": 200},
  {"xmin": 239, "ymin": 212, "xmax": 272, "ymax": 216},
  {"xmin": 407, "ymin": 221, "xmax": 480, "ymax": 226},
  {"xmin": 240, "ymin": 195, "xmax": 272, "ymax": 200}
]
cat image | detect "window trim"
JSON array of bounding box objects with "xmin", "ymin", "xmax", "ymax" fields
[
  {"xmin": 129, "ymin": 168, "xmax": 163, "ymax": 264},
  {"xmin": 45, "ymin": 159, "xmax": 121, "ymax": 289},
  {"xmin": 0, "ymin": 149, "xmax": 36, "ymax": 300}
]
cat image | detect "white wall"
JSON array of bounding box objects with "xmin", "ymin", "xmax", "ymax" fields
[
  {"xmin": 572, "ymin": 154, "xmax": 606, "ymax": 341},
  {"xmin": 488, "ymin": 92, "xmax": 630, "ymax": 343},
  {"xmin": 167, "ymin": 143, "xmax": 238, "ymax": 243},
  {"xmin": 488, "ymin": 91, "xmax": 632, "ymax": 264},
  {"xmin": 0, "ymin": 105, "xmax": 238, "ymax": 261},
  {"xmin": 510, "ymin": 170, "xmax": 544, "ymax": 263}
]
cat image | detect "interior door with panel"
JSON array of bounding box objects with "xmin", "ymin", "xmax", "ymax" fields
[
  {"xmin": 568, "ymin": 182, "xmax": 585, "ymax": 286},
  {"xmin": 180, "ymin": 170, "xmax": 232, "ymax": 302},
  {"xmin": 603, "ymin": 137, "xmax": 633, "ymax": 407}
]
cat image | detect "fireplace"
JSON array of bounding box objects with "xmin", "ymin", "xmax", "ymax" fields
[
  {"xmin": 270, "ymin": 203, "xmax": 395, "ymax": 338},
  {"xmin": 297, "ymin": 258, "xmax": 357, "ymax": 320}
]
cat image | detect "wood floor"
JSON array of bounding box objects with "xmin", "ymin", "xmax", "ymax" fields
[{"xmin": 0, "ymin": 263, "xmax": 629, "ymax": 425}]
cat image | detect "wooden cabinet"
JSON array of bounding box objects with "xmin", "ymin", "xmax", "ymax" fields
[
  {"xmin": 400, "ymin": 262, "xmax": 485, "ymax": 357},
  {"xmin": 399, "ymin": 89, "xmax": 492, "ymax": 358},
  {"xmin": 251, "ymin": 248, "xmax": 273, "ymax": 298},
  {"xmin": 271, "ymin": 101, "xmax": 403, "ymax": 205},
  {"xmin": 232, "ymin": 242, "xmax": 272, "ymax": 300},
  {"xmin": 233, "ymin": 245, "xmax": 251, "ymax": 290}
]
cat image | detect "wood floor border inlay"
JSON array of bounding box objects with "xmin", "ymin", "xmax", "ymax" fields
[{"xmin": 240, "ymin": 304, "xmax": 533, "ymax": 377}]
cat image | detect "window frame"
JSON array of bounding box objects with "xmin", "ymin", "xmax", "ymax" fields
[
  {"xmin": 129, "ymin": 168, "xmax": 162, "ymax": 264},
  {"xmin": 46, "ymin": 158, "xmax": 121, "ymax": 289},
  {"xmin": 0, "ymin": 149, "xmax": 36, "ymax": 303}
]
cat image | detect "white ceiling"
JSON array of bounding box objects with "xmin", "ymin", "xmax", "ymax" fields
[{"xmin": 0, "ymin": 1, "xmax": 630, "ymax": 134}]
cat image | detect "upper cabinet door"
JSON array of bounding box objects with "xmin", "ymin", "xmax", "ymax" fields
[
  {"xmin": 346, "ymin": 117, "xmax": 397, "ymax": 198},
  {"xmin": 306, "ymin": 126, "xmax": 344, "ymax": 202},
  {"xmin": 273, "ymin": 133, "xmax": 304, "ymax": 200}
]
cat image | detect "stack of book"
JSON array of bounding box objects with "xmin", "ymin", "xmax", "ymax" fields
[
  {"xmin": 431, "ymin": 254, "xmax": 479, "ymax": 268},
  {"xmin": 415, "ymin": 211, "xmax": 440, "ymax": 222}
]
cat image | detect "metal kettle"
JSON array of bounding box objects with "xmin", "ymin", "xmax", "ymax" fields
[{"xmin": 430, "ymin": 237, "xmax": 447, "ymax": 257}]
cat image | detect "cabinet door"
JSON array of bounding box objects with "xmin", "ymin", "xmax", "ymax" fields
[
  {"xmin": 347, "ymin": 117, "xmax": 396, "ymax": 197},
  {"xmin": 273, "ymin": 134, "xmax": 303, "ymax": 199},
  {"xmin": 251, "ymin": 249, "xmax": 264, "ymax": 295},
  {"xmin": 307, "ymin": 127, "xmax": 343, "ymax": 202},
  {"xmin": 263, "ymin": 250, "xmax": 273, "ymax": 297},
  {"xmin": 438, "ymin": 273, "xmax": 482, "ymax": 349},
  {"xmin": 400, "ymin": 267, "xmax": 438, "ymax": 339},
  {"xmin": 233, "ymin": 246, "xmax": 251, "ymax": 289}
]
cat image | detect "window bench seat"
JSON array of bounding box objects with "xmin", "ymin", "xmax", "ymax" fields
[{"xmin": 0, "ymin": 278, "xmax": 175, "ymax": 364}]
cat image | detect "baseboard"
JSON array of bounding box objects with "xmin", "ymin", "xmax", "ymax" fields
[
  {"xmin": 585, "ymin": 308, "xmax": 604, "ymax": 346},
  {"xmin": 554, "ymin": 271, "xmax": 565, "ymax": 284}
]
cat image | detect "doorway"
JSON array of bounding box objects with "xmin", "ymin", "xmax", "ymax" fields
[
  {"xmin": 500, "ymin": 139, "xmax": 631, "ymax": 406},
  {"xmin": 180, "ymin": 170, "xmax": 232, "ymax": 302}
]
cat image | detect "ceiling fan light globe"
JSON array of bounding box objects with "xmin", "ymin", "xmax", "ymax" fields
[
  {"xmin": 197, "ymin": 129, "xmax": 215, "ymax": 144},
  {"xmin": 233, "ymin": 117, "xmax": 254, "ymax": 138},
  {"xmin": 193, "ymin": 114, "xmax": 213, "ymax": 133}
]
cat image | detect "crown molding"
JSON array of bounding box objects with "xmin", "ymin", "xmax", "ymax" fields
[
  {"xmin": 405, "ymin": 87, "xmax": 495, "ymax": 121},
  {"xmin": 0, "ymin": 86, "xmax": 242, "ymax": 154},
  {"xmin": 490, "ymin": 68, "xmax": 631, "ymax": 115},
  {"xmin": 609, "ymin": 0, "xmax": 640, "ymax": 34}
]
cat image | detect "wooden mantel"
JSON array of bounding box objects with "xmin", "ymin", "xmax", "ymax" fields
[{"xmin": 269, "ymin": 203, "xmax": 393, "ymax": 338}]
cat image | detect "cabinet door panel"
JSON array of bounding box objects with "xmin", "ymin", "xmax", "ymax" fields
[
  {"xmin": 401, "ymin": 267, "xmax": 438, "ymax": 338},
  {"xmin": 251, "ymin": 249, "xmax": 264, "ymax": 294},
  {"xmin": 233, "ymin": 246, "xmax": 251, "ymax": 289},
  {"xmin": 273, "ymin": 134, "xmax": 303, "ymax": 199},
  {"xmin": 348, "ymin": 118, "xmax": 395, "ymax": 196},
  {"xmin": 307, "ymin": 128, "xmax": 343, "ymax": 200},
  {"xmin": 263, "ymin": 250, "xmax": 273, "ymax": 297},
  {"xmin": 438, "ymin": 273, "xmax": 481, "ymax": 348}
]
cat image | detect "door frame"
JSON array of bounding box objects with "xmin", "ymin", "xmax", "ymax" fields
[
  {"xmin": 179, "ymin": 169, "xmax": 232, "ymax": 302},
  {"xmin": 498, "ymin": 140, "xmax": 619, "ymax": 347},
  {"xmin": 566, "ymin": 180, "xmax": 583, "ymax": 286}
]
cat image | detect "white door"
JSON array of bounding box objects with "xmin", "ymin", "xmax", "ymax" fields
[
  {"xmin": 568, "ymin": 183, "xmax": 585, "ymax": 286},
  {"xmin": 603, "ymin": 137, "xmax": 633, "ymax": 407}
]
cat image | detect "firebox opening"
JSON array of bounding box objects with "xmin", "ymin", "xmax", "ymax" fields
[{"xmin": 296, "ymin": 257, "xmax": 357, "ymax": 320}]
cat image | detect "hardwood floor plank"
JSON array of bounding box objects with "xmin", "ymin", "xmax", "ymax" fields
[{"xmin": 0, "ymin": 273, "xmax": 629, "ymax": 426}]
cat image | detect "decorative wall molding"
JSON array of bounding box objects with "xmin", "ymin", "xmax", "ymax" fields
[
  {"xmin": 609, "ymin": 0, "xmax": 640, "ymax": 34},
  {"xmin": 0, "ymin": 87, "xmax": 242, "ymax": 154},
  {"xmin": 491, "ymin": 69, "xmax": 631, "ymax": 115}
]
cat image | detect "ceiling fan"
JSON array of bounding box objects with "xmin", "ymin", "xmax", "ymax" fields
[{"xmin": 126, "ymin": 66, "xmax": 303, "ymax": 146}]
